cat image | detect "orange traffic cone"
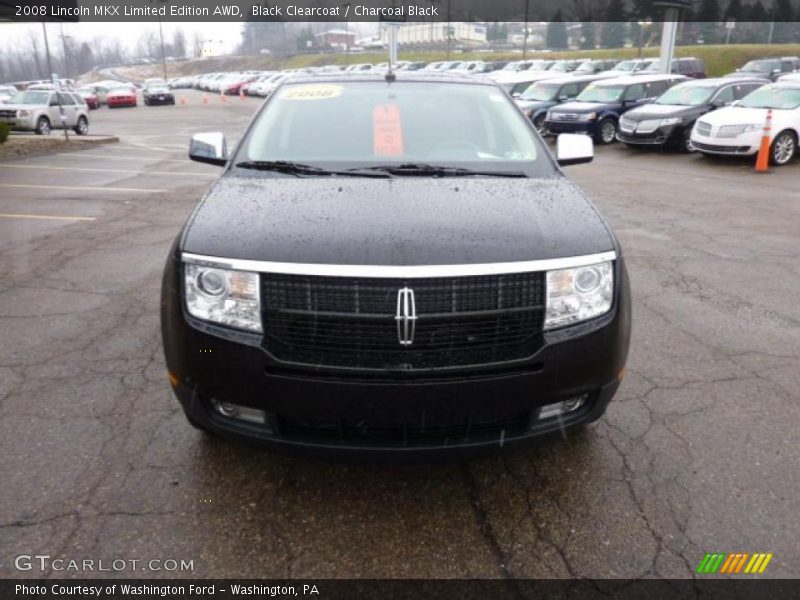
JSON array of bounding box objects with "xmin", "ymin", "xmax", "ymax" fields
[
  {"xmin": 220, "ymin": 91, "xmax": 226, "ymax": 103},
  {"xmin": 202, "ymin": 94, "xmax": 209, "ymax": 104},
  {"xmin": 240, "ymin": 88, "xmax": 245, "ymax": 100},
  {"xmin": 755, "ymin": 108, "xmax": 772, "ymax": 173},
  {"xmin": 179, "ymin": 97, "xmax": 187, "ymax": 106}
]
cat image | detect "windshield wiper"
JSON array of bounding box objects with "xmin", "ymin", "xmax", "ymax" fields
[
  {"xmin": 350, "ymin": 163, "xmax": 528, "ymax": 178},
  {"xmin": 234, "ymin": 160, "xmax": 391, "ymax": 178}
]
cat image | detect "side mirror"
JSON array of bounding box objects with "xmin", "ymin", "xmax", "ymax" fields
[
  {"xmin": 511, "ymin": 92, "xmax": 521, "ymax": 99},
  {"xmin": 556, "ymin": 133, "xmax": 594, "ymax": 167},
  {"xmin": 189, "ymin": 132, "xmax": 228, "ymax": 166}
]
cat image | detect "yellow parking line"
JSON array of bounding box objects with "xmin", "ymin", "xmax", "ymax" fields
[
  {"xmin": 0, "ymin": 213, "xmax": 96, "ymax": 222},
  {"xmin": 0, "ymin": 183, "xmax": 167, "ymax": 193},
  {"xmin": 0, "ymin": 164, "xmax": 215, "ymax": 177}
]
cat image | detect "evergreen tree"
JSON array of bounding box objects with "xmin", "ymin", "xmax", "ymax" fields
[
  {"xmin": 744, "ymin": 0, "xmax": 770, "ymax": 43},
  {"xmin": 601, "ymin": 0, "xmax": 627, "ymax": 48},
  {"xmin": 546, "ymin": 10, "xmax": 569, "ymax": 49},
  {"xmin": 698, "ymin": 0, "xmax": 722, "ymax": 44},
  {"xmin": 771, "ymin": 0, "xmax": 796, "ymax": 44}
]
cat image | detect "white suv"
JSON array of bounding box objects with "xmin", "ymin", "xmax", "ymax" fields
[{"xmin": 0, "ymin": 89, "xmax": 90, "ymax": 135}]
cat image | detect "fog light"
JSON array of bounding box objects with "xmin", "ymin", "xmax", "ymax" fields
[
  {"xmin": 538, "ymin": 394, "xmax": 588, "ymax": 420},
  {"xmin": 212, "ymin": 399, "xmax": 266, "ymax": 425}
]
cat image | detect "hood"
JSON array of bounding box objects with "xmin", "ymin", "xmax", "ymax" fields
[
  {"xmin": 182, "ymin": 176, "xmax": 615, "ymax": 266},
  {"xmin": 624, "ymin": 103, "xmax": 701, "ymax": 120},
  {"xmin": 553, "ymin": 101, "xmax": 612, "ymax": 113},
  {"xmin": 699, "ymin": 106, "xmax": 769, "ymax": 125},
  {"xmin": 515, "ymin": 99, "xmax": 555, "ymax": 111}
]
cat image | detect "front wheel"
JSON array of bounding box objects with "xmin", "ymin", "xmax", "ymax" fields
[
  {"xmin": 597, "ymin": 118, "xmax": 617, "ymax": 145},
  {"xmin": 770, "ymin": 130, "xmax": 797, "ymax": 166},
  {"xmin": 681, "ymin": 129, "xmax": 696, "ymax": 153},
  {"xmin": 35, "ymin": 117, "xmax": 51, "ymax": 135},
  {"xmin": 532, "ymin": 113, "xmax": 546, "ymax": 135},
  {"xmin": 74, "ymin": 116, "xmax": 89, "ymax": 136}
]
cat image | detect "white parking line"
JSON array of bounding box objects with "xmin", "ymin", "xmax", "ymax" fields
[
  {"xmin": 0, "ymin": 213, "xmax": 96, "ymax": 222},
  {"xmin": 58, "ymin": 153, "xmax": 189, "ymax": 163},
  {"xmin": 0, "ymin": 183, "xmax": 167, "ymax": 193},
  {"xmin": 0, "ymin": 164, "xmax": 216, "ymax": 178}
]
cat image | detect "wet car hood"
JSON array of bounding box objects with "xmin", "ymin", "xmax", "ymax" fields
[
  {"xmin": 181, "ymin": 175, "xmax": 615, "ymax": 266},
  {"xmin": 624, "ymin": 103, "xmax": 704, "ymax": 120},
  {"xmin": 515, "ymin": 99, "xmax": 556, "ymax": 111},
  {"xmin": 554, "ymin": 101, "xmax": 616, "ymax": 113}
]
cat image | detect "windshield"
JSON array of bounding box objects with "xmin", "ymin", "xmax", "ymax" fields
[
  {"xmin": 574, "ymin": 62, "xmax": 596, "ymax": 73},
  {"xmin": 76, "ymin": 88, "xmax": 95, "ymax": 95},
  {"xmin": 149, "ymin": 86, "xmax": 170, "ymax": 93},
  {"xmin": 110, "ymin": 88, "xmax": 133, "ymax": 94},
  {"xmin": 8, "ymin": 91, "xmax": 50, "ymax": 105},
  {"xmin": 738, "ymin": 86, "xmax": 800, "ymax": 109},
  {"xmin": 613, "ymin": 61, "xmax": 637, "ymax": 72},
  {"xmin": 740, "ymin": 60, "xmax": 778, "ymax": 73},
  {"xmin": 549, "ymin": 61, "xmax": 576, "ymax": 73},
  {"xmin": 576, "ymin": 84, "xmax": 624, "ymax": 103},
  {"xmin": 241, "ymin": 81, "xmax": 549, "ymax": 175},
  {"xmin": 655, "ymin": 85, "xmax": 716, "ymax": 106},
  {"xmin": 520, "ymin": 82, "xmax": 560, "ymax": 101}
]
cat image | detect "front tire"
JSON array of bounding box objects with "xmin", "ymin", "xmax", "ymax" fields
[
  {"xmin": 35, "ymin": 117, "xmax": 51, "ymax": 135},
  {"xmin": 597, "ymin": 118, "xmax": 617, "ymax": 145},
  {"xmin": 681, "ymin": 129, "xmax": 696, "ymax": 153},
  {"xmin": 74, "ymin": 116, "xmax": 88, "ymax": 136},
  {"xmin": 770, "ymin": 130, "xmax": 797, "ymax": 166},
  {"xmin": 532, "ymin": 113, "xmax": 546, "ymax": 135}
]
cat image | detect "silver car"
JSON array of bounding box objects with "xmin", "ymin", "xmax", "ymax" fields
[{"xmin": 0, "ymin": 90, "xmax": 90, "ymax": 135}]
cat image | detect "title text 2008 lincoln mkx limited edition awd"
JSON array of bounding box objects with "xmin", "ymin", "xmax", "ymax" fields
[{"xmin": 161, "ymin": 72, "xmax": 631, "ymax": 459}]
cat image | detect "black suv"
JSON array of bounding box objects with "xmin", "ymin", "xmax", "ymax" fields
[
  {"xmin": 515, "ymin": 74, "xmax": 614, "ymax": 133},
  {"xmin": 617, "ymin": 78, "xmax": 766, "ymax": 152},
  {"xmin": 643, "ymin": 57, "xmax": 707, "ymax": 79},
  {"xmin": 161, "ymin": 72, "xmax": 631, "ymax": 460},
  {"xmin": 726, "ymin": 58, "xmax": 799, "ymax": 82},
  {"xmin": 544, "ymin": 75, "xmax": 686, "ymax": 144}
]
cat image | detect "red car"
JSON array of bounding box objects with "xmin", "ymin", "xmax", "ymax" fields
[
  {"xmin": 76, "ymin": 87, "xmax": 100, "ymax": 109},
  {"xmin": 223, "ymin": 76, "xmax": 258, "ymax": 95},
  {"xmin": 107, "ymin": 87, "xmax": 137, "ymax": 108}
]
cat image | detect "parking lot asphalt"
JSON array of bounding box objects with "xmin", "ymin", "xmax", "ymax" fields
[{"xmin": 1, "ymin": 90, "xmax": 798, "ymax": 579}]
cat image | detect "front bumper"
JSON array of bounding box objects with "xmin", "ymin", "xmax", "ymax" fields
[
  {"xmin": 161, "ymin": 245, "xmax": 631, "ymax": 460},
  {"xmin": 146, "ymin": 96, "xmax": 174, "ymax": 105},
  {"xmin": 690, "ymin": 130, "xmax": 761, "ymax": 155},
  {"xmin": 544, "ymin": 120, "xmax": 598, "ymax": 137},
  {"xmin": 616, "ymin": 124, "xmax": 681, "ymax": 147}
]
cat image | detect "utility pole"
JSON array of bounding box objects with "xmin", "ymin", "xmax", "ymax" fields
[
  {"xmin": 59, "ymin": 23, "xmax": 70, "ymax": 80},
  {"xmin": 41, "ymin": 23, "xmax": 68, "ymax": 141},
  {"xmin": 158, "ymin": 20, "xmax": 168, "ymax": 80},
  {"xmin": 446, "ymin": 0, "xmax": 451, "ymax": 59}
]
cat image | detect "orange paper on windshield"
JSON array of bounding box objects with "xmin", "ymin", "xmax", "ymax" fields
[{"xmin": 372, "ymin": 103, "xmax": 404, "ymax": 156}]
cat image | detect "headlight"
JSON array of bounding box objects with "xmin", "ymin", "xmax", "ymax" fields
[
  {"xmin": 742, "ymin": 123, "xmax": 762, "ymax": 133},
  {"xmin": 545, "ymin": 261, "xmax": 614, "ymax": 329},
  {"xmin": 184, "ymin": 264, "xmax": 262, "ymax": 332},
  {"xmin": 524, "ymin": 109, "xmax": 533, "ymax": 118},
  {"xmin": 659, "ymin": 117, "xmax": 682, "ymax": 126},
  {"xmin": 580, "ymin": 112, "xmax": 597, "ymax": 121},
  {"xmin": 17, "ymin": 109, "xmax": 30, "ymax": 117}
]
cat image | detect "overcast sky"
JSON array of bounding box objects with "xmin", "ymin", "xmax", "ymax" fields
[{"xmin": 0, "ymin": 22, "xmax": 380, "ymax": 54}]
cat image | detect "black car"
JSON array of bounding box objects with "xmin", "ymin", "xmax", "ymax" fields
[
  {"xmin": 515, "ymin": 74, "xmax": 614, "ymax": 133},
  {"xmin": 143, "ymin": 84, "xmax": 175, "ymax": 106},
  {"xmin": 161, "ymin": 72, "xmax": 631, "ymax": 460},
  {"xmin": 642, "ymin": 57, "xmax": 707, "ymax": 79},
  {"xmin": 544, "ymin": 75, "xmax": 686, "ymax": 144},
  {"xmin": 725, "ymin": 58, "xmax": 799, "ymax": 82},
  {"xmin": 617, "ymin": 78, "xmax": 766, "ymax": 152}
]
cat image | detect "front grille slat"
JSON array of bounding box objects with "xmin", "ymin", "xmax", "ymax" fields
[{"xmin": 261, "ymin": 272, "xmax": 545, "ymax": 370}]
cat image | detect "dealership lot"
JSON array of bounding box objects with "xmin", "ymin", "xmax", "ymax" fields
[{"xmin": 1, "ymin": 91, "xmax": 798, "ymax": 578}]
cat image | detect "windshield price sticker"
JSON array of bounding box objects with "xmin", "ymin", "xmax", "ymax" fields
[
  {"xmin": 279, "ymin": 84, "xmax": 343, "ymax": 101},
  {"xmin": 373, "ymin": 104, "xmax": 404, "ymax": 156}
]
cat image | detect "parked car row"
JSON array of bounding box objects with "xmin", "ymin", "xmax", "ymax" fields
[{"xmin": 0, "ymin": 89, "xmax": 91, "ymax": 135}]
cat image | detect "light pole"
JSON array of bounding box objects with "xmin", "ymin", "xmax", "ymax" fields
[
  {"xmin": 522, "ymin": 0, "xmax": 529, "ymax": 59},
  {"xmin": 41, "ymin": 23, "xmax": 68, "ymax": 141},
  {"xmin": 158, "ymin": 19, "xmax": 168, "ymax": 81}
]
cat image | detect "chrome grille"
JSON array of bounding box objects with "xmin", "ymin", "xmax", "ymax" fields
[{"xmin": 716, "ymin": 124, "xmax": 747, "ymax": 139}]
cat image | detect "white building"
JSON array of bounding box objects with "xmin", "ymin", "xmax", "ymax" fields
[{"xmin": 380, "ymin": 22, "xmax": 488, "ymax": 46}]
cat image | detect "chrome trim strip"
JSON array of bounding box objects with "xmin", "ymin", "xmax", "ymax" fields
[{"xmin": 181, "ymin": 251, "xmax": 617, "ymax": 278}]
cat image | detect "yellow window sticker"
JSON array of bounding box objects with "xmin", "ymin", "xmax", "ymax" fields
[{"xmin": 279, "ymin": 84, "xmax": 343, "ymax": 100}]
